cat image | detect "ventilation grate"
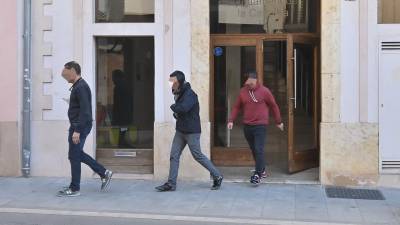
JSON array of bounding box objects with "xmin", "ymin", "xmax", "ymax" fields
[
  {"xmin": 381, "ymin": 42, "xmax": 400, "ymax": 51},
  {"xmin": 325, "ymin": 187, "xmax": 385, "ymax": 200},
  {"xmin": 382, "ymin": 161, "xmax": 400, "ymax": 169}
]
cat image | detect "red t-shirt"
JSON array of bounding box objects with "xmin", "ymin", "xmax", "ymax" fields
[{"xmin": 229, "ymin": 84, "xmax": 282, "ymax": 125}]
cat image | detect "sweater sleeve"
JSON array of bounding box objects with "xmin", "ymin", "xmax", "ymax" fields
[
  {"xmin": 228, "ymin": 94, "xmax": 242, "ymax": 123},
  {"xmin": 264, "ymin": 88, "xmax": 282, "ymax": 124}
]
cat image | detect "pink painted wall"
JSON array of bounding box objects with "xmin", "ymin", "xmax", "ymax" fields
[{"xmin": 0, "ymin": 0, "xmax": 18, "ymax": 122}]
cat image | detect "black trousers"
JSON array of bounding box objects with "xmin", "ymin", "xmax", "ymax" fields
[
  {"xmin": 68, "ymin": 125, "xmax": 106, "ymax": 191},
  {"xmin": 243, "ymin": 125, "xmax": 267, "ymax": 175}
]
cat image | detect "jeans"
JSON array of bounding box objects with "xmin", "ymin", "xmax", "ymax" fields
[
  {"xmin": 68, "ymin": 125, "xmax": 106, "ymax": 191},
  {"xmin": 243, "ymin": 125, "xmax": 267, "ymax": 175},
  {"xmin": 168, "ymin": 131, "xmax": 222, "ymax": 186}
]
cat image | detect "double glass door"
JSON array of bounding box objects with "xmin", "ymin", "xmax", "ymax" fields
[{"xmin": 211, "ymin": 34, "xmax": 319, "ymax": 173}]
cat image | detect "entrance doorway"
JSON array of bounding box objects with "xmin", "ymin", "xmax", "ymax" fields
[
  {"xmin": 210, "ymin": 34, "xmax": 320, "ymax": 182},
  {"xmin": 95, "ymin": 37, "xmax": 155, "ymax": 174}
]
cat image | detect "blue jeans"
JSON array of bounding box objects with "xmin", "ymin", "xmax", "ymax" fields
[
  {"xmin": 167, "ymin": 131, "xmax": 222, "ymax": 187},
  {"xmin": 68, "ymin": 125, "xmax": 106, "ymax": 191},
  {"xmin": 243, "ymin": 125, "xmax": 267, "ymax": 175}
]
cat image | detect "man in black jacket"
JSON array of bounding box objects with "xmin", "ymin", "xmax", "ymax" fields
[
  {"xmin": 156, "ymin": 71, "xmax": 223, "ymax": 192},
  {"xmin": 58, "ymin": 61, "xmax": 113, "ymax": 197}
]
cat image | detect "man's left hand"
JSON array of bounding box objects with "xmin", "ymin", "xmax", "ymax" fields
[
  {"xmin": 276, "ymin": 123, "xmax": 284, "ymax": 131},
  {"xmin": 72, "ymin": 132, "xmax": 80, "ymax": 144}
]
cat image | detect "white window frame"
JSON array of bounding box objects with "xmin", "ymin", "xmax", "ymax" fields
[{"xmin": 82, "ymin": 0, "xmax": 166, "ymax": 156}]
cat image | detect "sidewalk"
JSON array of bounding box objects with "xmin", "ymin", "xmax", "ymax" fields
[{"xmin": 0, "ymin": 177, "xmax": 399, "ymax": 225}]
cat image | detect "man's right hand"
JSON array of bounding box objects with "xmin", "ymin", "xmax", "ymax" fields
[{"xmin": 227, "ymin": 122, "xmax": 233, "ymax": 130}]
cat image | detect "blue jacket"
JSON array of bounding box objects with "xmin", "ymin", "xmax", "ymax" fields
[{"xmin": 170, "ymin": 83, "xmax": 201, "ymax": 134}]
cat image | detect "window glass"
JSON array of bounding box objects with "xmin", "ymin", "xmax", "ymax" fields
[
  {"xmin": 96, "ymin": 0, "xmax": 154, "ymax": 23},
  {"xmin": 210, "ymin": 0, "xmax": 318, "ymax": 34},
  {"xmin": 96, "ymin": 37, "xmax": 154, "ymax": 149},
  {"xmin": 378, "ymin": 0, "xmax": 400, "ymax": 24}
]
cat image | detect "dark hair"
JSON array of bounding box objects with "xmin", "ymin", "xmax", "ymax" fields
[
  {"xmin": 112, "ymin": 69, "xmax": 125, "ymax": 84},
  {"xmin": 169, "ymin": 70, "xmax": 185, "ymax": 85},
  {"xmin": 64, "ymin": 61, "xmax": 81, "ymax": 75}
]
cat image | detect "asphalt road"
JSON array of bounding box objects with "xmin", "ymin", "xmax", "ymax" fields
[{"xmin": 0, "ymin": 213, "xmax": 269, "ymax": 225}]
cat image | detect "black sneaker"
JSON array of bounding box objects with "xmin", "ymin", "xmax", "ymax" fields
[
  {"xmin": 211, "ymin": 176, "xmax": 223, "ymax": 190},
  {"xmin": 57, "ymin": 188, "xmax": 80, "ymax": 197},
  {"xmin": 250, "ymin": 173, "xmax": 261, "ymax": 185},
  {"xmin": 155, "ymin": 182, "xmax": 176, "ymax": 192},
  {"xmin": 101, "ymin": 170, "xmax": 113, "ymax": 191}
]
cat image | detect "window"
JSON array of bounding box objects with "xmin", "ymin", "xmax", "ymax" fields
[
  {"xmin": 95, "ymin": 0, "xmax": 154, "ymax": 23},
  {"xmin": 210, "ymin": 0, "xmax": 319, "ymax": 34},
  {"xmin": 96, "ymin": 37, "xmax": 154, "ymax": 149},
  {"xmin": 378, "ymin": 0, "xmax": 400, "ymax": 24}
]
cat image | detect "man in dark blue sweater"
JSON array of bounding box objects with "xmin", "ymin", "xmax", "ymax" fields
[
  {"xmin": 58, "ymin": 61, "xmax": 113, "ymax": 197},
  {"xmin": 155, "ymin": 71, "xmax": 223, "ymax": 192}
]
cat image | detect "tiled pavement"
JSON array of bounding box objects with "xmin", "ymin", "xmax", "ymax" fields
[{"xmin": 0, "ymin": 177, "xmax": 399, "ymax": 225}]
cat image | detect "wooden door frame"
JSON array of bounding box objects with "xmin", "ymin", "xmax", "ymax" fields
[
  {"xmin": 210, "ymin": 33, "xmax": 320, "ymax": 167},
  {"xmin": 210, "ymin": 35, "xmax": 264, "ymax": 166},
  {"xmin": 287, "ymin": 35, "xmax": 320, "ymax": 173}
]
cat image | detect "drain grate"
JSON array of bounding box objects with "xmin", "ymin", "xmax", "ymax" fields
[{"xmin": 325, "ymin": 187, "xmax": 385, "ymax": 200}]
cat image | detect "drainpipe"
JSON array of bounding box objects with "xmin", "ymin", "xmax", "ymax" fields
[{"xmin": 22, "ymin": 0, "xmax": 32, "ymax": 177}]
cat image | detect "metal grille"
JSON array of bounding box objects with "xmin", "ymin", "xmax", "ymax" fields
[
  {"xmin": 381, "ymin": 42, "xmax": 400, "ymax": 51},
  {"xmin": 382, "ymin": 161, "xmax": 400, "ymax": 169},
  {"xmin": 325, "ymin": 187, "xmax": 385, "ymax": 200}
]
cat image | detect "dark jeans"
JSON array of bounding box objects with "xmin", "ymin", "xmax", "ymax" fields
[
  {"xmin": 68, "ymin": 125, "xmax": 106, "ymax": 191},
  {"xmin": 167, "ymin": 131, "xmax": 222, "ymax": 187},
  {"xmin": 243, "ymin": 125, "xmax": 267, "ymax": 175}
]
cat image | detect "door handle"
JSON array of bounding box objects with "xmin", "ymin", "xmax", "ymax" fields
[
  {"xmin": 227, "ymin": 98, "xmax": 231, "ymax": 147},
  {"xmin": 293, "ymin": 49, "xmax": 297, "ymax": 109}
]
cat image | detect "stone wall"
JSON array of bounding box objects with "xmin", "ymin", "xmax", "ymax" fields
[{"xmin": 319, "ymin": 0, "xmax": 379, "ymax": 185}]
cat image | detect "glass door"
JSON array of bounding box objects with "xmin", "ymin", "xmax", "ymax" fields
[
  {"xmin": 211, "ymin": 36, "xmax": 263, "ymax": 166},
  {"xmin": 287, "ymin": 35, "xmax": 319, "ymax": 173},
  {"xmin": 95, "ymin": 37, "xmax": 155, "ymax": 174}
]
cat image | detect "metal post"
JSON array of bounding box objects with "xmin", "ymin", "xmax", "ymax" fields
[{"xmin": 22, "ymin": 0, "xmax": 32, "ymax": 177}]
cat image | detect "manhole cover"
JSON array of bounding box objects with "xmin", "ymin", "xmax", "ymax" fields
[{"xmin": 325, "ymin": 187, "xmax": 385, "ymax": 200}]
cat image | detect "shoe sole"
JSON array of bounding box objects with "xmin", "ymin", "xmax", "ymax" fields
[
  {"xmin": 155, "ymin": 188, "xmax": 176, "ymax": 192},
  {"xmin": 211, "ymin": 186, "xmax": 221, "ymax": 190},
  {"xmin": 57, "ymin": 193, "xmax": 80, "ymax": 197},
  {"xmin": 101, "ymin": 172, "xmax": 113, "ymax": 192}
]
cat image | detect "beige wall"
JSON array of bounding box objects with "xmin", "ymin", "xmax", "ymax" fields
[
  {"xmin": 154, "ymin": 0, "xmax": 211, "ymax": 182},
  {"xmin": 0, "ymin": 0, "xmax": 21, "ymax": 176},
  {"xmin": 320, "ymin": 0, "xmax": 379, "ymax": 185}
]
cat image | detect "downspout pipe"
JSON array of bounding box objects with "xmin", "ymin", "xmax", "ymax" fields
[{"xmin": 22, "ymin": 0, "xmax": 32, "ymax": 177}]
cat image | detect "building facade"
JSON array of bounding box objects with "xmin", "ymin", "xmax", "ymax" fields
[{"xmin": 1, "ymin": 0, "xmax": 400, "ymax": 186}]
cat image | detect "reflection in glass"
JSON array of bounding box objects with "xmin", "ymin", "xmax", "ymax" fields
[
  {"xmin": 111, "ymin": 69, "xmax": 133, "ymax": 147},
  {"xmin": 214, "ymin": 46, "xmax": 256, "ymax": 148},
  {"xmin": 96, "ymin": 37, "xmax": 154, "ymax": 149},
  {"xmin": 96, "ymin": 0, "xmax": 154, "ymax": 23},
  {"xmin": 378, "ymin": 0, "xmax": 400, "ymax": 24},
  {"xmin": 293, "ymin": 44, "xmax": 315, "ymax": 151},
  {"xmin": 210, "ymin": 0, "xmax": 318, "ymax": 34},
  {"xmin": 263, "ymin": 41, "xmax": 288, "ymax": 162}
]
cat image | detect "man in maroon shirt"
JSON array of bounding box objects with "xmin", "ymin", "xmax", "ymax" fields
[{"xmin": 227, "ymin": 72, "xmax": 284, "ymax": 185}]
